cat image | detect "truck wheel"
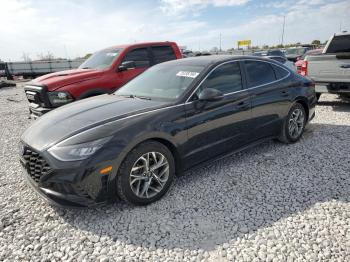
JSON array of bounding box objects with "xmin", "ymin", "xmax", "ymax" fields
[
  {"xmin": 116, "ymin": 141, "xmax": 175, "ymax": 205},
  {"xmin": 339, "ymin": 94, "xmax": 350, "ymax": 101},
  {"xmin": 278, "ymin": 103, "xmax": 306, "ymax": 144}
]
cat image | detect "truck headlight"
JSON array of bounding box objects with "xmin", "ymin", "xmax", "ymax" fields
[
  {"xmin": 47, "ymin": 137, "xmax": 112, "ymax": 161},
  {"xmin": 48, "ymin": 91, "xmax": 73, "ymax": 106}
]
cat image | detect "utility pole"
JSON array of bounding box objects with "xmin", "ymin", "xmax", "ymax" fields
[
  {"xmin": 64, "ymin": 45, "xmax": 69, "ymax": 59},
  {"xmin": 281, "ymin": 15, "xmax": 286, "ymax": 46},
  {"xmin": 219, "ymin": 33, "xmax": 222, "ymax": 52}
]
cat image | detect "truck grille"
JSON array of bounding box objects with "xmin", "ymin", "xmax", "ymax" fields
[
  {"xmin": 23, "ymin": 147, "xmax": 52, "ymax": 183},
  {"xmin": 25, "ymin": 90, "xmax": 42, "ymax": 105},
  {"xmin": 24, "ymin": 85, "xmax": 47, "ymax": 107}
]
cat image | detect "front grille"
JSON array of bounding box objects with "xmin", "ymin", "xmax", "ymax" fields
[
  {"xmin": 24, "ymin": 85, "xmax": 47, "ymax": 107},
  {"xmin": 23, "ymin": 148, "xmax": 52, "ymax": 183},
  {"xmin": 25, "ymin": 90, "xmax": 41, "ymax": 105}
]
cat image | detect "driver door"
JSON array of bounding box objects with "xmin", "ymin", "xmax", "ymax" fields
[{"xmin": 183, "ymin": 61, "xmax": 252, "ymax": 168}]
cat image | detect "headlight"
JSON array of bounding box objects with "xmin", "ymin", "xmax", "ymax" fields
[
  {"xmin": 48, "ymin": 91, "xmax": 73, "ymax": 106},
  {"xmin": 47, "ymin": 137, "xmax": 112, "ymax": 161}
]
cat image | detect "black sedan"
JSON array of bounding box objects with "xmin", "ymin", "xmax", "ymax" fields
[{"xmin": 19, "ymin": 56, "xmax": 316, "ymax": 207}]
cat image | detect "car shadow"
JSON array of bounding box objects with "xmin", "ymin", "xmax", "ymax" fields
[
  {"xmin": 58, "ymin": 122, "xmax": 350, "ymax": 252},
  {"xmin": 318, "ymin": 96, "xmax": 350, "ymax": 112}
]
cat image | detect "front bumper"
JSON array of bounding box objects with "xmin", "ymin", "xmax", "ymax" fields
[
  {"xmin": 24, "ymin": 84, "xmax": 73, "ymax": 118},
  {"xmin": 19, "ymin": 145, "xmax": 113, "ymax": 208},
  {"xmin": 20, "ymin": 165, "xmax": 96, "ymax": 208},
  {"xmin": 29, "ymin": 103, "xmax": 52, "ymax": 119}
]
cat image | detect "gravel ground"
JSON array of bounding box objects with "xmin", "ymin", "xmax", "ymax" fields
[{"xmin": 0, "ymin": 84, "xmax": 349, "ymax": 261}]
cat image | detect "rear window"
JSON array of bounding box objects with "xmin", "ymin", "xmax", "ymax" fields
[
  {"xmin": 269, "ymin": 56, "xmax": 286, "ymax": 64},
  {"xmin": 245, "ymin": 61, "xmax": 276, "ymax": 87},
  {"xmin": 271, "ymin": 64, "xmax": 289, "ymax": 79},
  {"xmin": 152, "ymin": 46, "xmax": 176, "ymax": 64},
  {"xmin": 327, "ymin": 35, "xmax": 350, "ymax": 53}
]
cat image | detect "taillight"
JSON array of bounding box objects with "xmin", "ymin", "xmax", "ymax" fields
[{"xmin": 301, "ymin": 60, "xmax": 308, "ymax": 76}]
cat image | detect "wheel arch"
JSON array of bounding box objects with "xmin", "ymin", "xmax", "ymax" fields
[
  {"xmin": 115, "ymin": 135, "xmax": 183, "ymax": 177},
  {"xmin": 150, "ymin": 137, "xmax": 182, "ymax": 176},
  {"xmin": 294, "ymin": 97, "xmax": 309, "ymax": 120}
]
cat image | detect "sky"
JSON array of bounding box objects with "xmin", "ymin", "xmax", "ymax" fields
[{"xmin": 0, "ymin": 0, "xmax": 349, "ymax": 61}]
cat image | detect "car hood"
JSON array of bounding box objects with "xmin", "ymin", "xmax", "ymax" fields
[
  {"xmin": 21, "ymin": 94, "xmax": 169, "ymax": 151},
  {"xmin": 30, "ymin": 69, "xmax": 103, "ymax": 91}
]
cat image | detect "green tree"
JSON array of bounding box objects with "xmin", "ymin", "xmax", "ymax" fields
[
  {"xmin": 311, "ymin": 40, "xmax": 321, "ymax": 45},
  {"xmin": 84, "ymin": 53, "xmax": 92, "ymax": 59}
]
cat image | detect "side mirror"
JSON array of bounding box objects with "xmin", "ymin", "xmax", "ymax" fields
[
  {"xmin": 118, "ymin": 61, "xmax": 136, "ymax": 71},
  {"xmin": 198, "ymin": 88, "xmax": 224, "ymax": 102}
]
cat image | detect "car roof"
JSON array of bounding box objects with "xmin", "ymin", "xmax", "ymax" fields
[
  {"xmin": 334, "ymin": 31, "xmax": 349, "ymax": 36},
  {"xmin": 105, "ymin": 41, "xmax": 177, "ymax": 49},
  {"xmin": 158, "ymin": 55, "xmax": 278, "ymax": 67}
]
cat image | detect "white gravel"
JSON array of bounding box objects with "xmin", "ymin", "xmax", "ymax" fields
[{"xmin": 0, "ymin": 84, "xmax": 349, "ymax": 261}]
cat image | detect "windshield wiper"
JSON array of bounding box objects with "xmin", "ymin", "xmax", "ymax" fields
[
  {"xmin": 135, "ymin": 95, "xmax": 152, "ymax": 100},
  {"xmin": 81, "ymin": 67, "xmax": 91, "ymax": 69},
  {"xmin": 117, "ymin": 94, "xmax": 152, "ymax": 100}
]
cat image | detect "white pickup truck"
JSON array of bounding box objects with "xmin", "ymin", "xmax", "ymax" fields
[{"xmin": 301, "ymin": 32, "xmax": 350, "ymax": 100}]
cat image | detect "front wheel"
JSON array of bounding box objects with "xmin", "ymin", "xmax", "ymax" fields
[
  {"xmin": 278, "ymin": 103, "xmax": 306, "ymax": 144},
  {"xmin": 116, "ymin": 141, "xmax": 175, "ymax": 205}
]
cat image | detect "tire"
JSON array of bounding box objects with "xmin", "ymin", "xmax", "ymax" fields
[
  {"xmin": 116, "ymin": 141, "xmax": 175, "ymax": 205},
  {"xmin": 278, "ymin": 103, "xmax": 307, "ymax": 144},
  {"xmin": 339, "ymin": 94, "xmax": 350, "ymax": 101},
  {"xmin": 316, "ymin": 93, "xmax": 321, "ymax": 101}
]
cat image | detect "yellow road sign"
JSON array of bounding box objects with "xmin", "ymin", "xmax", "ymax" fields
[{"xmin": 237, "ymin": 40, "xmax": 251, "ymax": 46}]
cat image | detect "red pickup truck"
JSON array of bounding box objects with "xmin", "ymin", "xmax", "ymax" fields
[{"xmin": 24, "ymin": 42, "xmax": 182, "ymax": 118}]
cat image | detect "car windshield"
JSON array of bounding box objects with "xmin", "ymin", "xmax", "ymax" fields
[
  {"xmin": 79, "ymin": 48, "xmax": 123, "ymax": 70},
  {"xmin": 115, "ymin": 62, "xmax": 205, "ymax": 101},
  {"xmin": 285, "ymin": 48, "xmax": 306, "ymax": 55}
]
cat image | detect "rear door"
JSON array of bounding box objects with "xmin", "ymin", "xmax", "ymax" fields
[
  {"xmin": 116, "ymin": 47, "xmax": 152, "ymax": 86},
  {"xmin": 150, "ymin": 46, "xmax": 177, "ymax": 65},
  {"xmin": 243, "ymin": 60, "xmax": 292, "ymax": 140},
  {"xmin": 183, "ymin": 61, "xmax": 252, "ymax": 167}
]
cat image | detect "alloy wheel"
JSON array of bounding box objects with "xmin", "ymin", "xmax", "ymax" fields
[
  {"xmin": 288, "ymin": 108, "xmax": 305, "ymax": 139},
  {"xmin": 129, "ymin": 152, "xmax": 170, "ymax": 199}
]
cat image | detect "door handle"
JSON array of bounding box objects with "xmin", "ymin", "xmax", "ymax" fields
[
  {"xmin": 237, "ymin": 101, "xmax": 249, "ymax": 109},
  {"xmin": 281, "ymin": 90, "xmax": 289, "ymax": 97}
]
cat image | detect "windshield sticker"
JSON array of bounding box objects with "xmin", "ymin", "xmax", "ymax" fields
[
  {"xmin": 176, "ymin": 71, "xmax": 200, "ymax": 78},
  {"xmin": 106, "ymin": 53, "xmax": 119, "ymax": 57}
]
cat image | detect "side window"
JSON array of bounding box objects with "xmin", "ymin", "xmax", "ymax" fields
[
  {"xmin": 152, "ymin": 46, "xmax": 176, "ymax": 64},
  {"xmin": 269, "ymin": 56, "xmax": 286, "ymax": 64},
  {"xmin": 195, "ymin": 62, "xmax": 243, "ymax": 98},
  {"xmin": 123, "ymin": 48, "xmax": 150, "ymax": 68},
  {"xmin": 245, "ymin": 61, "xmax": 276, "ymax": 87},
  {"xmin": 271, "ymin": 64, "xmax": 289, "ymax": 79}
]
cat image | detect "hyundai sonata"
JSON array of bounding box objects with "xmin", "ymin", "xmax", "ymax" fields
[{"xmin": 19, "ymin": 56, "xmax": 316, "ymax": 207}]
